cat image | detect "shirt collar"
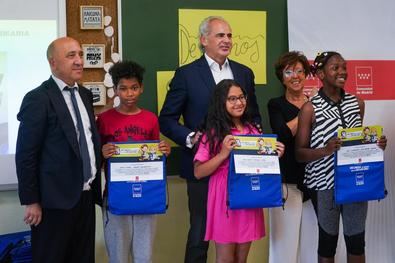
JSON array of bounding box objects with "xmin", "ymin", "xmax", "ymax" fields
[
  {"xmin": 51, "ymin": 74, "xmax": 79, "ymax": 91},
  {"xmin": 318, "ymin": 87, "xmax": 346, "ymax": 106},
  {"xmin": 204, "ymin": 53, "xmax": 230, "ymax": 71}
]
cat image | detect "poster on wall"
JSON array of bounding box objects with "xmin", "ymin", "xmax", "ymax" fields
[
  {"xmin": 82, "ymin": 44, "xmax": 105, "ymax": 68},
  {"xmin": 178, "ymin": 9, "xmax": 267, "ymax": 84},
  {"xmin": 80, "ymin": 5, "xmax": 103, "ymax": 30},
  {"xmin": 83, "ymin": 82, "xmax": 106, "ymax": 106}
]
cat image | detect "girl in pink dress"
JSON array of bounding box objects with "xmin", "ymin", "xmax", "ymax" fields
[{"xmin": 194, "ymin": 79, "xmax": 284, "ymax": 262}]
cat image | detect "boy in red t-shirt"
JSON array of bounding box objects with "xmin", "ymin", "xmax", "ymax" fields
[{"xmin": 96, "ymin": 60, "xmax": 170, "ymax": 263}]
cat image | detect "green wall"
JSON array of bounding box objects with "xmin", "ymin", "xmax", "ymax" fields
[{"xmin": 121, "ymin": 0, "xmax": 288, "ymax": 174}]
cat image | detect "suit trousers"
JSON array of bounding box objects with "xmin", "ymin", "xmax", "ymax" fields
[
  {"xmin": 184, "ymin": 179, "xmax": 209, "ymax": 263},
  {"xmin": 31, "ymin": 190, "xmax": 96, "ymax": 263}
]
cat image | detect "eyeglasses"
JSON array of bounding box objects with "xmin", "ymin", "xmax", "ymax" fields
[
  {"xmin": 227, "ymin": 95, "xmax": 247, "ymax": 104},
  {"xmin": 283, "ymin": 69, "xmax": 305, "ymax": 78}
]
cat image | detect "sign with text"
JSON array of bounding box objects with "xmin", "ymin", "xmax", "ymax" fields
[{"xmin": 178, "ymin": 9, "xmax": 267, "ymax": 84}]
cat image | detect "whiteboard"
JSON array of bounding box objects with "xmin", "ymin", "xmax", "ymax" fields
[{"xmin": 0, "ymin": 0, "xmax": 66, "ymax": 190}]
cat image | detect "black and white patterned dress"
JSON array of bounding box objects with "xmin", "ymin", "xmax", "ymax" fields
[{"xmin": 304, "ymin": 89, "xmax": 362, "ymax": 190}]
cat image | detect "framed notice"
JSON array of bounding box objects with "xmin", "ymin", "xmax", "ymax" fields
[
  {"xmin": 82, "ymin": 44, "xmax": 105, "ymax": 68},
  {"xmin": 80, "ymin": 5, "xmax": 104, "ymax": 29},
  {"xmin": 83, "ymin": 82, "xmax": 106, "ymax": 106}
]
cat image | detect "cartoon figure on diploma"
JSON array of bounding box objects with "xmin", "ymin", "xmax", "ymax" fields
[
  {"xmin": 139, "ymin": 144, "xmax": 149, "ymax": 161},
  {"xmin": 340, "ymin": 130, "xmax": 347, "ymax": 140},
  {"xmin": 264, "ymin": 141, "xmax": 276, "ymax": 155},
  {"xmin": 148, "ymin": 146, "xmax": 160, "ymax": 160},
  {"xmin": 370, "ymin": 127, "xmax": 378, "ymax": 143},
  {"xmin": 362, "ymin": 127, "xmax": 371, "ymax": 143},
  {"xmin": 257, "ymin": 138, "xmax": 265, "ymax": 154}
]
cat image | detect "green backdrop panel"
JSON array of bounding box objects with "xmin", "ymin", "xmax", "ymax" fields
[{"xmin": 121, "ymin": 0, "xmax": 288, "ymax": 175}]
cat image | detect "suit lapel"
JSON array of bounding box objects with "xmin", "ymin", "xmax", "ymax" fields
[
  {"xmin": 197, "ymin": 56, "xmax": 216, "ymax": 92},
  {"xmin": 46, "ymin": 77, "xmax": 80, "ymax": 158},
  {"xmin": 229, "ymin": 60, "xmax": 242, "ymax": 84}
]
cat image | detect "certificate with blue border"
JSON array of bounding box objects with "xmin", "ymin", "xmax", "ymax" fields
[
  {"xmin": 107, "ymin": 141, "xmax": 167, "ymax": 215},
  {"xmin": 228, "ymin": 135, "xmax": 283, "ymax": 209},
  {"xmin": 335, "ymin": 126, "xmax": 385, "ymax": 204}
]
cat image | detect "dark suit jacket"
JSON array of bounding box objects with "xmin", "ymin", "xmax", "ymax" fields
[
  {"xmin": 15, "ymin": 77, "xmax": 102, "ymax": 209},
  {"xmin": 159, "ymin": 56, "xmax": 261, "ymax": 180}
]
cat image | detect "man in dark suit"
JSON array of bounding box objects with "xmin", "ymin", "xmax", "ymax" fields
[
  {"xmin": 15, "ymin": 37, "xmax": 102, "ymax": 263},
  {"xmin": 159, "ymin": 16, "xmax": 261, "ymax": 262}
]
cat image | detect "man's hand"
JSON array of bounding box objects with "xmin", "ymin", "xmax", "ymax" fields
[
  {"xmin": 24, "ymin": 203, "xmax": 42, "ymax": 226},
  {"xmin": 159, "ymin": 140, "xmax": 171, "ymax": 156},
  {"xmin": 191, "ymin": 131, "xmax": 202, "ymax": 145}
]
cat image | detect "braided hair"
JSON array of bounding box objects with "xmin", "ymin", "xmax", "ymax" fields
[{"xmin": 310, "ymin": 51, "xmax": 343, "ymax": 76}]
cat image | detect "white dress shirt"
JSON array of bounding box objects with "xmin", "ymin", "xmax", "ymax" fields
[
  {"xmin": 204, "ymin": 53, "xmax": 234, "ymax": 84},
  {"xmin": 52, "ymin": 75, "xmax": 96, "ymax": 190},
  {"xmin": 185, "ymin": 54, "xmax": 235, "ymax": 148}
]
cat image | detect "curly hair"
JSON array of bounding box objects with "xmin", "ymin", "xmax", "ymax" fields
[
  {"xmin": 197, "ymin": 79, "xmax": 254, "ymax": 155},
  {"xmin": 274, "ymin": 51, "xmax": 311, "ymax": 85},
  {"xmin": 109, "ymin": 60, "xmax": 145, "ymax": 87}
]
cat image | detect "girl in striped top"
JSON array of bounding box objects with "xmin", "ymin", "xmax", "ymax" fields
[{"xmin": 295, "ymin": 52, "xmax": 387, "ymax": 263}]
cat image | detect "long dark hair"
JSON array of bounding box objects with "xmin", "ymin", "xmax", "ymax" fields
[{"xmin": 197, "ymin": 79, "xmax": 253, "ymax": 155}]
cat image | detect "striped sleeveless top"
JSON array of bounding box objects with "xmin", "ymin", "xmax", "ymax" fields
[{"xmin": 304, "ymin": 89, "xmax": 362, "ymax": 190}]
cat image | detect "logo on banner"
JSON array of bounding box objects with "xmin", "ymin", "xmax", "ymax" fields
[
  {"xmin": 355, "ymin": 67, "xmax": 373, "ymax": 86},
  {"xmin": 355, "ymin": 173, "xmax": 365, "ymax": 186},
  {"xmin": 132, "ymin": 184, "xmax": 142, "ymax": 198},
  {"xmin": 250, "ymin": 177, "xmax": 261, "ymax": 191},
  {"xmin": 355, "ymin": 67, "xmax": 373, "ymax": 96}
]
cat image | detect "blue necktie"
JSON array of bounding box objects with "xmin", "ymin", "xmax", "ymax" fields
[{"xmin": 67, "ymin": 87, "xmax": 91, "ymax": 183}]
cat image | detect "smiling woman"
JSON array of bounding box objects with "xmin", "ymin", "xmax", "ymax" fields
[{"xmin": 267, "ymin": 51, "xmax": 312, "ymax": 263}]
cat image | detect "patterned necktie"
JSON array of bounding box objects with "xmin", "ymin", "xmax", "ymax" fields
[{"xmin": 67, "ymin": 87, "xmax": 91, "ymax": 183}]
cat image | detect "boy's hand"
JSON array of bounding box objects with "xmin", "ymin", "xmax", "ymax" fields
[
  {"xmin": 102, "ymin": 143, "xmax": 117, "ymax": 159},
  {"xmin": 159, "ymin": 140, "xmax": 171, "ymax": 156}
]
